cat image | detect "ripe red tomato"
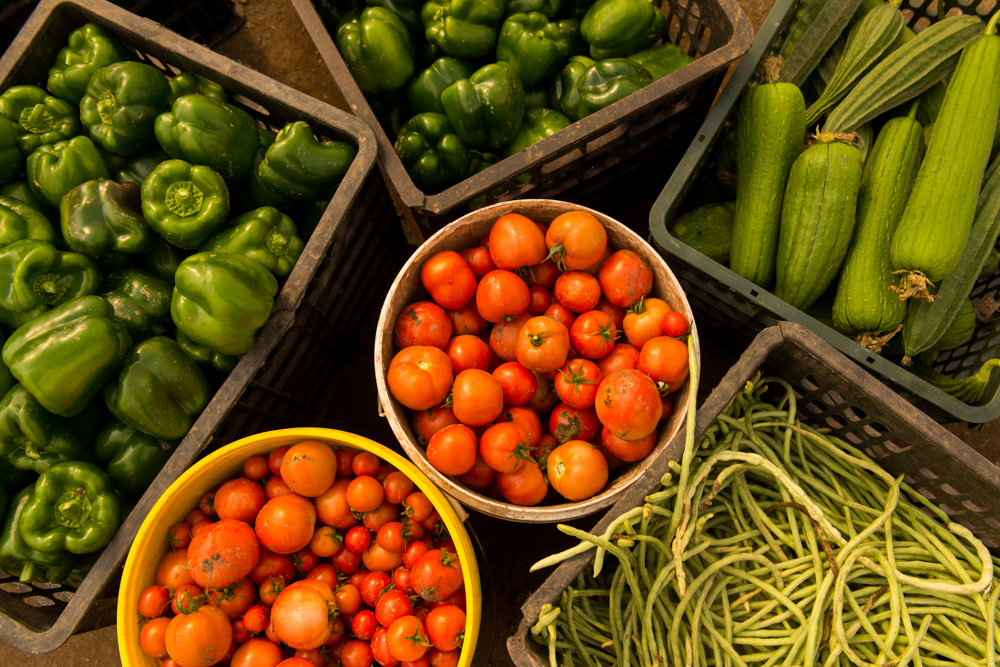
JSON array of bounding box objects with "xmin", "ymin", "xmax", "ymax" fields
[
  {"xmin": 205, "ymin": 577, "xmax": 255, "ymax": 621},
  {"xmin": 255, "ymin": 494, "xmax": 317, "ymax": 554},
  {"xmin": 596, "ymin": 343, "xmax": 640, "ymax": 377},
  {"xmin": 601, "ymin": 426, "xmax": 657, "ymax": 462},
  {"xmin": 496, "ymin": 459, "xmax": 548, "ymax": 506},
  {"xmin": 542, "ymin": 302, "xmax": 575, "ymax": 331},
  {"xmin": 661, "ymin": 393, "xmax": 675, "ymax": 422},
  {"xmin": 515, "ymin": 315, "xmax": 570, "ymax": 372},
  {"xmin": 347, "ymin": 475, "xmax": 385, "ymax": 513},
  {"xmin": 139, "ymin": 616, "xmax": 170, "ymax": 658},
  {"xmin": 170, "ymin": 583, "xmax": 203, "ymax": 616},
  {"xmin": 451, "ymin": 369, "xmax": 504, "ymax": 426},
  {"xmin": 403, "ymin": 491, "xmax": 434, "ymax": 522},
  {"xmin": 272, "ymin": 580, "xmax": 336, "ymax": 650},
  {"xmin": 527, "ymin": 285, "xmax": 551, "ymax": 314},
  {"xmin": 315, "ymin": 478, "xmax": 358, "ymax": 530},
  {"xmin": 524, "ymin": 259, "xmax": 561, "ymax": 288},
  {"xmin": 639, "ymin": 336, "xmax": 690, "ymax": 392},
  {"xmin": 488, "ymin": 212, "xmax": 547, "ymax": 270},
  {"xmin": 455, "ymin": 454, "xmax": 497, "ymax": 490},
  {"xmin": 249, "ymin": 548, "xmax": 296, "ymax": 585},
  {"xmin": 387, "ymin": 616, "xmax": 431, "ymax": 663},
  {"xmin": 554, "ymin": 359, "xmax": 603, "ymax": 409},
  {"xmin": 426, "ymin": 423, "xmax": 478, "ymax": 476},
  {"xmin": 479, "ymin": 421, "xmax": 532, "ymax": 473},
  {"xmin": 371, "ymin": 626, "xmax": 399, "ymax": 667},
  {"xmin": 242, "ymin": 455, "xmax": 269, "ymax": 481},
  {"xmin": 214, "ymin": 478, "xmax": 266, "ymax": 524},
  {"xmin": 494, "ymin": 406, "xmax": 542, "ymax": 447},
  {"xmin": 352, "ymin": 452, "xmax": 380, "ymax": 477},
  {"xmin": 340, "ymin": 639, "xmax": 375, "ymax": 667},
  {"xmin": 309, "ymin": 525, "xmax": 342, "ymax": 559},
  {"xmin": 443, "ymin": 334, "xmax": 490, "ymax": 374},
  {"xmin": 267, "ymin": 447, "xmax": 288, "ymax": 476},
  {"xmin": 186, "ymin": 519, "xmax": 260, "ymax": 589},
  {"xmin": 363, "ymin": 500, "xmax": 400, "ymax": 532},
  {"xmin": 344, "ymin": 525, "xmax": 372, "ymax": 554},
  {"xmin": 264, "ymin": 475, "xmax": 294, "ymax": 500},
  {"xmin": 549, "ymin": 403, "xmax": 601, "ymax": 444},
  {"xmin": 569, "ymin": 310, "xmax": 619, "ymax": 359},
  {"xmin": 167, "ymin": 522, "xmax": 193, "ymax": 549},
  {"xmin": 351, "ymin": 609, "xmax": 378, "ymax": 641},
  {"xmin": 420, "ymin": 250, "xmax": 476, "ymax": 309},
  {"xmin": 545, "ymin": 210, "xmax": 608, "ymax": 270},
  {"xmin": 475, "ymin": 270, "xmax": 530, "ymax": 322},
  {"xmin": 445, "ymin": 302, "xmax": 487, "ymax": 335},
  {"xmin": 598, "ymin": 250, "xmax": 654, "ymax": 308},
  {"xmin": 376, "ymin": 588, "xmax": 414, "ymax": 627},
  {"xmin": 662, "ymin": 310, "xmax": 690, "ymax": 337},
  {"xmin": 525, "ymin": 372, "xmax": 559, "ymax": 413},
  {"xmin": 458, "ymin": 246, "xmax": 495, "ymax": 277},
  {"xmin": 280, "ymin": 440, "xmax": 338, "ymax": 498},
  {"xmin": 138, "ymin": 584, "xmax": 172, "ymax": 619},
  {"xmin": 230, "ymin": 637, "xmax": 283, "ymax": 667},
  {"xmin": 554, "ymin": 271, "xmax": 601, "ymax": 313},
  {"xmin": 595, "ymin": 369, "xmax": 662, "ymax": 441},
  {"xmin": 242, "ymin": 605, "xmax": 269, "ymax": 634},
  {"xmin": 392, "ymin": 566, "xmax": 413, "ymax": 594},
  {"xmin": 377, "ymin": 521, "xmax": 406, "ymax": 553},
  {"xmin": 387, "ymin": 346, "xmax": 453, "ymax": 411},
  {"xmin": 488, "ymin": 312, "xmax": 532, "ymax": 362},
  {"xmin": 593, "ymin": 298, "xmax": 626, "ymax": 334},
  {"xmin": 412, "ymin": 406, "xmax": 460, "ymax": 447},
  {"xmin": 425, "ymin": 604, "xmax": 466, "ymax": 651},
  {"xmin": 383, "ymin": 471, "xmax": 416, "ymax": 505},
  {"xmin": 362, "ymin": 541, "xmax": 405, "ymax": 572},
  {"xmin": 623, "ymin": 297, "xmax": 671, "ymax": 349},
  {"xmin": 428, "ymin": 648, "xmax": 460, "ymax": 667},
  {"xmin": 491, "ymin": 361, "xmax": 537, "ymax": 405},
  {"xmin": 165, "ymin": 604, "xmax": 233, "ymax": 667},
  {"xmin": 411, "ymin": 549, "xmax": 463, "ymax": 602},
  {"xmin": 394, "ymin": 301, "xmax": 453, "ymax": 350},
  {"xmin": 547, "ymin": 440, "xmax": 609, "ymax": 501}
]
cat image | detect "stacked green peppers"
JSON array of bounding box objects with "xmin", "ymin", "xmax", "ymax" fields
[{"xmin": 0, "ymin": 20, "xmax": 358, "ymax": 587}]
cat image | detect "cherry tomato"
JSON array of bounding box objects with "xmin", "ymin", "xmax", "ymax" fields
[
  {"xmin": 494, "ymin": 406, "xmax": 542, "ymax": 447},
  {"xmin": 451, "ymin": 369, "xmax": 504, "ymax": 426},
  {"xmin": 387, "ymin": 616, "xmax": 431, "ymax": 662},
  {"xmin": 596, "ymin": 343, "xmax": 640, "ymax": 377},
  {"xmin": 549, "ymin": 403, "xmax": 601, "ymax": 444},
  {"xmin": 570, "ymin": 310, "xmax": 619, "ymax": 359},
  {"xmin": 371, "ymin": 625, "xmax": 400, "ymax": 666},
  {"xmin": 515, "ymin": 315, "xmax": 570, "ymax": 372},
  {"xmin": 496, "ymin": 459, "xmax": 548, "ymax": 506},
  {"xmin": 521, "ymin": 259, "xmax": 559, "ymax": 289},
  {"xmin": 264, "ymin": 475, "xmax": 294, "ymax": 500},
  {"xmin": 425, "ymin": 604, "xmax": 465, "ymax": 651},
  {"xmin": 309, "ymin": 525, "xmax": 342, "ymax": 558},
  {"xmin": 547, "ymin": 440, "xmax": 609, "ymax": 501},
  {"xmin": 352, "ymin": 452, "xmax": 380, "ymax": 477},
  {"xmin": 554, "ymin": 358, "xmax": 603, "ymax": 409},
  {"xmin": 333, "ymin": 545, "xmax": 363, "ymax": 575},
  {"xmin": 139, "ymin": 616, "xmax": 170, "ymax": 658},
  {"xmin": 336, "ymin": 449, "xmax": 357, "ymax": 477},
  {"xmin": 444, "ymin": 303, "xmax": 487, "ymax": 335},
  {"xmin": 249, "ymin": 549, "xmax": 296, "ymax": 585},
  {"xmin": 554, "ymin": 271, "xmax": 601, "ymax": 313},
  {"xmin": 185, "ymin": 508, "xmax": 209, "ymax": 526},
  {"xmin": 272, "ymin": 580, "xmax": 336, "ymax": 649},
  {"xmin": 267, "ymin": 447, "xmax": 289, "ymax": 476},
  {"xmin": 259, "ymin": 575, "xmax": 285, "ymax": 605},
  {"xmin": 206, "ymin": 577, "xmax": 256, "ymax": 620},
  {"xmin": 394, "ymin": 301, "xmax": 453, "ymax": 350},
  {"xmin": 347, "ymin": 475, "xmax": 385, "ymax": 513},
  {"xmin": 545, "ymin": 210, "xmax": 608, "ymax": 270},
  {"xmin": 352, "ymin": 609, "xmax": 378, "ymax": 641},
  {"xmin": 639, "ymin": 336, "xmax": 690, "ymax": 392},
  {"xmin": 403, "ymin": 492, "xmax": 434, "ymax": 522},
  {"xmin": 357, "ymin": 570, "xmax": 391, "ymax": 608},
  {"xmin": 488, "ymin": 312, "xmax": 533, "ymax": 362},
  {"xmin": 243, "ymin": 455, "xmax": 268, "ymax": 481},
  {"xmin": 475, "ymin": 270, "xmax": 530, "ymax": 322},
  {"xmin": 411, "ymin": 549, "xmax": 463, "ymax": 602},
  {"xmin": 601, "ymin": 426, "xmax": 657, "ymax": 462},
  {"xmin": 345, "ymin": 525, "xmax": 372, "ymax": 554},
  {"xmin": 527, "ymin": 285, "xmax": 551, "ymax": 314},
  {"xmin": 392, "ymin": 566, "xmax": 413, "ymax": 594},
  {"xmin": 623, "ymin": 297, "xmax": 671, "ymax": 349},
  {"xmin": 256, "ymin": 494, "xmax": 317, "ymax": 554},
  {"xmin": 420, "ymin": 250, "xmax": 477, "ymax": 309},
  {"xmin": 426, "ymin": 423, "xmax": 478, "ymax": 476},
  {"xmin": 478, "ymin": 421, "xmax": 532, "ymax": 473},
  {"xmin": 458, "ymin": 246, "xmax": 495, "ymax": 277},
  {"xmin": 230, "ymin": 637, "xmax": 283, "ymax": 667},
  {"xmin": 491, "ymin": 361, "xmax": 537, "ymax": 405},
  {"xmin": 488, "ymin": 212, "xmax": 547, "ymax": 270},
  {"xmin": 595, "ymin": 369, "xmax": 662, "ymax": 441},
  {"xmin": 198, "ymin": 492, "xmax": 216, "ymax": 518},
  {"xmin": 542, "ymin": 303, "xmax": 575, "ymax": 331},
  {"xmin": 598, "ymin": 250, "xmax": 653, "ymax": 308},
  {"xmin": 383, "ymin": 471, "xmax": 417, "ymax": 505},
  {"xmin": 190, "ymin": 520, "xmax": 211, "ymax": 539},
  {"xmin": 138, "ymin": 584, "xmax": 173, "ymax": 619},
  {"xmin": 364, "ymin": 501, "xmax": 401, "ymax": 532},
  {"xmin": 165, "ymin": 604, "xmax": 233, "ymax": 667},
  {"xmin": 662, "ymin": 309, "xmax": 690, "ymax": 338},
  {"xmin": 315, "ymin": 478, "xmax": 358, "ymax": 530},
  {"xmin": 362, "ymin": 541, "xmax": 405, "ymax": 572},
  {"xmin": 243, "ymin": 604, "xmax": 269, "ymax": 633},
  {"xmin": 166, "ymin": 522, "xmax": 192, "ymax": 549},
  {"xmin": 334, "ymin": 583, "xmax": 362, "ymax": 615},
  {"xmin": 387, "ymin": 346, "xmax": 453, "ymax": 411},
  {"xmin": 340, "ymin": 639, "xmax": 375, "ymax": 667}
]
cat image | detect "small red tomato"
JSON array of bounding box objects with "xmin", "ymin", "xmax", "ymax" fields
[
  {"xmin": 351, "ymin": 609, "xmax": 378, "ymax": 641},
  {"xmin": 598, "ymin": 250, "xmax": 653, "ymax": 308},
  {"xmin": 345, "ymin": 526, "xmax": 372, "ymax": 554},
  {"xmin": 458, "ymin": 246, "xmax": 494, "ymax": 277},
  {"xmin": 549, "ymin": 402, "xmax": 601, "ymax": 444},
  {"xmin": 527, "ymin": 285, "xmax": 551, "ymax": 314},
  {"xmin": 569, "ymin": 310, "xmax": 619, "ymax": 360},
  {"xmin": 347, "ymin": 475, "xmax": 385, "ymax": 513},
  {"xmin": 662, "ymin": 310, "xmax": 690, "ymax": 338},
  {"xmin": 394, "ymin": 301, "xmax": 453, "ymax": 350},
  {"xmin": 166, "ymin": 523, "xmax": 192, "ymax": 550},
  {"xmin": 553, "ymin": 358, "xmax": 603, "ymax": 409},
  {"xmin": 383, "ymin": 471, "xmax": 416, "ymax": 505},
  {"xmin": 478, "ymin": 422, "xmax": 532, "ymax": 473},
  {"xmin": 421, "ymin": 250, "xmax": 477, "ymax": 309},
  {"xmin": 554, "ymin": 271, "xmax": 601, "ymax": 313},
  {"xmin": 444, "ymin": 334, "xmax": 491, "ymax": 374},
  {"xmin": 242, "ymin": 455, "xmax": 269, "ymax": 480},
  {"xmin": 138, "ymin": 584, "xmax": 172, "ymax": 619},
  {"xmin": 242, "ymin": 604, "xmax": 269, "ymax": 633},
  {"xmin": 491, "ymin": 361, "xmax": 537, "ymax": 406}
]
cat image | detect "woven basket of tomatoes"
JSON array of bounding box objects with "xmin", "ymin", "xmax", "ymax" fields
[
  {"xmin": 375, "ymin": 199, "xmax": 699, "ymax": 523},
  {"xmin": 118, "ymin": 428, "xmax": 481, "ymax": 667}
]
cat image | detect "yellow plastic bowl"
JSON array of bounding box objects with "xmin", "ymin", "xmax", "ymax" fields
[{"xmin": 118, "ymin": 428, "xmax": 481, "ymax": 666}]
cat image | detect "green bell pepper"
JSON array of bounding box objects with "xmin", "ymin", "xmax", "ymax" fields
[
  {"xmin": 140, "ymin": 159, "xmax": 230, "ymax": 249},
  {"xmin": 421, "ymin": 0, "xmax": 505, "ymax": 58},
  {"xmin": 168, "ymin": 72, "xmax": 227, "ymax": 104},
  {"xmin": 2, "ymin": 295, "xmax": 131, "ymax": 417},
  {"xmin": 0, "ymin": 196, "xmax": 56, "ymax": 248},
  {"xmin": 258, "ymin": 121, "xmax": 357, "ymax": 201},
  {"xmin": 171, "ymin": 252, "xmax": 278, "ymax": 356},
  {"xmin": 557, "ymin": 17, "xmax": 588, "ymax": 56},
  {"xmin": 0, "ymin": 331, "xmax": 14, "ymax": 401},
  {"xmin": 100, "ymin": 269, "xmax": 172, "ymax": 337},
  {"xmin": 394, "ymin": 112, "xmax": 470, "ymax": 191},
  {"xmin": 627, "ymin": 43, "xmax": 693, "ymax": 80},
  {"xmin": 154, "ymin": 94, "xmax": 259, "ymax": 180},
  {"xmin": 0, "ymin": 115, "xmax": 22, "ymax": 186},
  {"xmin": 26, "ymin": 136, "xmax": 111, "ymax": 209},
  {"xmin": 176, "ymin": 329, "xmax": 240, "ymax": 376},
  {"xmin": 580, "ymin": 0, "xmax": 666, "ymax": 59},
  {"xmin": 0, "ymin": 487, "xmax": 72, "ymax": 583},
  {"xmin": 201, "ymin": 206, "xmax": 304, "ymax": 279},
  {"xmin": 1, "ymin": 180, "xmax": 50, "ymax": 214},
  {"xmin": 441, "ymin": 61, "xmax": 525, "ymax": 151},
  {"xmin": 241, "ymin": 129, "xmax": 294, "ymax": 211},
  {"xmin": 337, "ymin": 7, "xmax": 416, "ymax": 96},
  {"xmin": 408, "ymin": 57, "xmax": 474, "ymax": 114},
  {"xmin": 0, "ymin": 240, "xmax": 99, "ymax": 314},
  {"xmin": 114, "ymin": 149, "xmax": 168, "ymax": 185},
  {"xmin": 60, "ymin": 179, "xmax": 155, "ymax": 267},
  {"xmin": 79, "ymin": 61, "xmax": 172, "ymax": 157},
  {"xmin": 0, "ymin": 305, "xmax": 46, "ymax": 331},
  {"xmin": 367, "ymin": 0, "xmax": 423, "ymax": 33},
  {"xmin": 549, "ymin": 54, "xmax": 594, "ymax": 121},
  {"xmin": 138, "ymin": 239, "xmax": 190, "ymax": 286},
  {"xmin": 47, "ymin": 23, "xmax": 134, "ymax": 105},
  {"xmin": 524, "ymin": 85, "xmax": 551, "ymax": 109},
  {"xmin": 503, "ymin": 106, "xmax": 570, "ymax": 156},
  {"xmin": 0, "ymin": 384, "xmax": 104, "ymax": 473},
  {"xmin": 497, "ymin": 12, "xmax": 571, "ymax": 89},
  {"xmin": 0, "ymin": 86, "xmax": 81, "ymax": 157},
  {"xmin": 577, "ymin": 57, "xmax": 652, "ymax": 115},
  {"xmin": 94, "ymin": 419, "xmax": 178, "ymax": 496},
  {"xmin": 506, "ymin": 0, "xmax": 561, "ymax": 18},
  {"xmin": 0, "ymin": 486, "xmax": 6, "ymax": 528},
  {"xmin": 18, "ymin": 461, "xmax": 122, "ymax": 554},
  {"xmin": 103, "ymin": 336, "xmax": 209, "ymax": 440}
]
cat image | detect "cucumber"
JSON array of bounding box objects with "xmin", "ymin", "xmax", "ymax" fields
[
  {"xmin": 668, "ymin": 201, "xmax": 735, "ymax": 266},
  {"xmin": 729, "ymin": 59, "xmax": 806, "ymax": 289},
  {"xmin": 832, "ymin": 115, "xmax": 924, "ymax": 335},
  {"xmin": 774, "ymin": 134, "xmax": 865, "ymax": 311},
  {"xmin": 891, "ymin": 16, "xmax": 1000, "ymax": 290},
  {"xmin": 777, "ymin": 0, "xmax": 865, "ymax": 86}
]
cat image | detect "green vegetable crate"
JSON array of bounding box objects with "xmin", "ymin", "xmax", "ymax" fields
[
  {"xmin": 290, "ymin": 0, "xmax": 753, "ymax": 238},
  {"xmin": 0, "ymin": 0, "xmax": 410, "ymax": 654},
  {"xmin": 648, "ymin": 0, "xmax": 1000, "ymax": 423},
  {"xmin": 507, "ymin": 321, "xmax": 1000, "ymax": 666}
]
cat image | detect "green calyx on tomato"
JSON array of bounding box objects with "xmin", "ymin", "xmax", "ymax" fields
[
  {"xmin": 587, "ymin": 316, "xmax": 619, "ymax": 342},
  {"xmin": 558, "ymin": 363, "xmax": 598, "ymax": 395},
  {"xmin": 526, "ymin": 327, "xmax": 551, "ymax": 348}
]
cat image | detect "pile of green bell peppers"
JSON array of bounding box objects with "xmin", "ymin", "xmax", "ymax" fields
[
  {"xmin": 320, "ymin": 0, "xmax": 695, "ymax": 193},
  {"xmin": 0, "ymin": 20, "xmax": 358, "ymax": 587}
]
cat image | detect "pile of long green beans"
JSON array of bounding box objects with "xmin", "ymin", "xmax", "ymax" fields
[{"xmin": 531, "ymin": 363, "xmax": 1000, "ymax": 667}]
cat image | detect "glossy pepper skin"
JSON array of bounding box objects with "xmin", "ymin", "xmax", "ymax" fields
[
  {"xmin": 394, "ymin": 112, "xmax": 470, "ymax": 191},
  {"xmin": 627, "ymin": 43, "xmax": 693, "ymax": 80},
  {"xmin": 113, "ymin": 149, "xmax": 168, "ymax": 185},
  {"xmin": 0, "ymin": 195, "xmax": 56, "ymax": 248},
  {"xmin": 171, "ymin": 252, "xmax": 278, "ymax": 356},
  {"xmin": 201, "ymin": 206, "xmax": 304, "ymax": 279},
  {"xmin": 441, "ymin": 61, "xmax": 525, "ymax": 151},
  {"xmin": 407, "ymin": 57, "xmax": 474, "ymax": 114},
  {"xmin": 0, "ymin": 86, "xmax": 81, "ymax": 157},
  {"xmin": 337, "ymin": 7, "xmax": 416, "ymax": 96},
  {"xmin": 258, "ymin": 121, "xmax": 357, "ymax": 201},
  {"xmin": 0, "ymin": 331, "xmax": 14, "ymax": 402},
  {"xmin": 367, "ymin": 0, "xmax": 423, "ymax": 33},
  {"xmin": 60, "ymin": 179, "xmax": 155, "ymax": 267},
  {"xmin": 549, "ymin": 55, "xmax": 595, "ymax": 121},
  {"xmin": 176, "ymin": 330, "xmax": 239, "ymax": 376},
  {"xmin": 577, "ymin": 58, "xmax": 653, "ymax": 115},
  {"xmin": 580, "ymin": 0, "xmax": 667, "ymax": 59},
  {"xmin": 2, "ymin": 295, "xmax": 131, "ymax": 417},
  {"xmin": 94, "ymin": 419, "xmax": 178, "ymax": 496},
  {"xmin": 421, "ymin": 0, "xmax": 505, "ymax": 58},
  {"xmin": 47, "ymin": 23, "xmax": 134, "ymax": 105},
  {"xmin": 0, "ymin": 116, "xmax": 23, "ymax": 185},
  {"xmin": 241, "ymin": 129, "xmax": 293, "ymax": 211},
  {"xmin": 103, "ymin": 336, "xmax": 210, "ymax": 440},
  {"xmin": 26, "ymin": 136, "xmax": 111, "ymax": 209},
  {"xmin": 0, "ymin": 240, "xmax": 99, "ymax": 314},
  {"xmin": 138, "ymin": 239, "xmax": 189, "ymax": 286},
  {"xmin": 141, "ymin": 159, "xmax": 230, "ymax": 249},
  {"xmin": 497, "ymin": 12, "xmax": 571, "ymax": 89},
  {"xmin": 168, "ymin": 72, "xmax": 227, "ymax": 104},
  {"xmin": 503, "ymin": 106, "xmax": 570, "ymax": 156},
  {"xmin": 19, "ymin": 461, "xmax": 122, "ymax": 554},
  {"xmin": 0, "ymin": 488, "xmax": 73, "ymax": 584},
  {"xmin": 100, "ymin": 269, "xmax": 172, "ymax": 337},
  {"xmin": 79, "ymin": 61, "xmax": 172, "ymax": 157},
  {"xmin": 506, "ymin": 0, "xmax": 561, "ymax": 18},
  {"xmin": 0, "ymin": 180, "xmax": 50, "ymax": 214},
  {"xmin": 0, "ymin": 384, "xmax": 104, "ymax": 473},
  {"xmin": 154, "ymin": 94, "xmax": 259, "ymax": 180}
]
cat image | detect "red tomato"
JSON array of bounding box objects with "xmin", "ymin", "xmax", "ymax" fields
[
  {"xmin": 310, "ymin": 525, "xmax": 342, "ymax": 558},
  {"xmin": 549, "ymin": 403, "xmax": 601, "ymax": 444},
  {"xmin": 334, "ymin": 583, "xmax": 362, "ymax": 615},
  {"xmin": 542, "ymin": 303, "xmax": 575, "ymax": 331},
  {"xmin": 362, "ymin": 542, "xmax": 405, "ymax": 572},
  {"xmin": 351, "ymin": 609, "xmax": 378, "ymax": 641},
  {"xmin": 387, "ymin": 346, "xmax": 453, "ymax": 411},
  {"xmin": 554, "ymin": 358, "xmax": 603, "ymax": 409},
  {"xmin": 598, "ymin": 250, "xmax": 654, "ymax": 308},
  {"xmin": 139, "ymin": 616, "xmax": 170, "ymax": 658},
  {"xmin": 593, "ymin": 298, "xmax": 626, "ymax": 334},
  {"xmin": 383, "ymin": 471, "xmax": 416, "ymax": 505},
  {"xmin": 264, "ymin": 475, "xmax": 294, "ymax": 500},
  {"xmin": 280, "ymin": 440, "xmax": 338, "ymax": 498},
  {"xmin": 243, "ymin": 455, "xmax": 269, "ymax": 481},
  {"xmin": 458, "ymin": 246, "xmax": 494, "ymax": 277},
  {"xmin": 255, "ymin": 495, "xmax": 317, "ymax": 554},
  {"xmin": 165, "ymin": 604, "xmax": 233, "ymax": 667},
  {"xmin": 371, "ymin": 625, "xmax": 400, "ymax": 666},
  {"xmin": 515, "ymin": 315, "xmax": 570, "ymax": 372},
  {"xmin": 623, "ymin": 297, "xmax": 670, "ymax": 349},
  {"xmin": 661, "ymin": 393, "xmax": 675, "ymax": 422},
  {"xmin": 596, "ymin": 343, "xmax": 640, "ymax": 376},
  {"xmin": 488, "ymin": 212, "xmax": 547, "ymax": 270},
  {"xmin": 394, "ymin": 301, "xmax": 453, "ymax": 351},
  {"xmin": 494, "ymin": 406, "xmax": 542, "ymax": 447},
  {"xmin": 206, "ymin": 577, "xmax": 256, "ymax": 620},
  {"xmin": 601, "ymin": 426, "xmax": 657, "ymax": 462},
  {"xmin": 293, "ymin": 650, "xmax": 327, "ymax": 667},
  {"xmin": 428, "ymin": 648, "xmax": 460, "ymax": 667},
  {"xmin": 547, "ymin": 440, "xmax": 609, "ymax": 501},
  {"xmin": 526, "ymin": 372, "xmax": 559, "ymax": 413},
  {"xmin": 249, "ymin": 549, "xmax": 296, "ymax": 585},
  {"xmin": 167, "ymin": 522, "xmax": 193, "ymax": 549},
  {"xmin": 364, "ymin": 501, "xmax": 401, "ymax": 532},
  {"xmin": 662, "ymin": 310, "xmax": 690, "ymax": 337},
  {"xmin": 190, "ymin": 521, "xmax": 211, "ymax": 539},
  {"xmin": 376, "ymin": 588, "xmax": 414, "ymax": 627},
  {"xmin": 377, "ymin": 521, "xmax": 406, "ymax": 553},
  {"xmin": 411, "ymin": 549, "xmax": 463, "ymax": 602},
  {"xmin": 444, "ymin": 303, "xmax": 487, "ymax": 335},
  {"xmin": 272, "ymin": 580, "xmax": 336, "ymax": 650},
  {"xmin": 347, "ymin": 475, "xmax": 385, "ymax": 513},
  {"xmin": 403, "ymin": 492, "xmax": 434, "ymax": 522},
  {"xmin": 554, "ymin": 271, "xmax": 601, "ymax": 313},
  {"xmin": 488, "ymin": 312, "xmax": 533, "ymax": 362},
  {"xmin": 595, "ymin": 369, "xmax": 662, "ymax": 441},
  {"xmin": 277, "ymin": 659, "xmax": 319, "ymax": 667},
  {"xmin": 475, "ymin": 270, "xmax": 530, "ymax": 322},
  {"xmin": 392, "ymin": 566, "xmax": 413, "ymax": 594},
  {"xmin": 478, "ymin": 421, "xmax": 532, "ymax": 473},
  {"xmin": 138, "ymin": 584, "xmax": 173, "ymax": 619},
  {"xmin": 545, "ymin": 210, "xmax": 608, "ymax": 270},
  {"xmin": 185, "ymin": 508, "xmax": 209, "ymax": 526},
  {"xmin": 496, "ymin": 459, "xmax": 548, "ymax": 506},
  {"xmin": 639, "ymin": 336, "xmax": 690, "ymax": 392},
  {"xmin": 242, "ymin": 605, "xmax": 269, "ymax": 633},
  {"xmin": 340, "ymin": 639, "xmax": 375, "ymax": 667},
  {"xmin": 491, "ymin": 361, "xmax": 537, "ymax": 405},
  {"xmin": 230, "ymin": 638, "xmax": 283, "ymax": 667},
  {"xmin": 171, "ymin": 583, "xmax": 204, "ymax": 616},
  {"xmin": 214, "ymin": 478, "xmax": 266, "ymax": 523},
  {"xmin": 451, "ymin": 369, "xmax": 504, "ymax": 426},
  {"xmin": 352, "ymin": 452, "xmax": 380, "ymax": 477},
  {"xmin": 426, "ymin": 424, "xmax": 478, "ymax": 476},
  {"xmin": 527, "ymin": 285, "xmax": 551, "ymax": 314},
  {"xmin": 425, "ymin": 604, "xmax": 466, "ymax": 651},
  {"xmin": 455, "ymin": 455, "xmax": 497, "ymax": 490},
  {"xmin": 569, "ymin": 310, "xmax": 619, "ymax": 359},
  {"xmin": 186, "ymin": 519, "xmax": 260, "ymax": 589},
  {"xmin": 412, "ymin": 406, "xmax": 460, "ymax": 447},
  {"xmin": 443, "ymin": 334, "xmax": 490, "ymax": 374},
  {"xmin": 345, "ymin": 525, "xmax": 372, "ymax": 554},
  {"xmin": 524, "ymin": 259, "xmax": 561, "ymax": 288},
  {"xmin": 315, "ymin": 478, "xmax": 358, "ymax": 530},
  {"xmin": 387, "ymin": 616, "xmax": 430, "ymax": 662},
  {"xmin": 403, "ymin": 540, "xmax": 431, "ymax": 568},
  {"xmin": 267, "ymin": 447, "xmax": 288, "ymax": 476},
  {"xmin": 420, "ymin": 251, "xmax": 476, "ymax": 309},
  {"xmin": 198, "ymin": 492, "xmax": 216, "ymax": 518}
]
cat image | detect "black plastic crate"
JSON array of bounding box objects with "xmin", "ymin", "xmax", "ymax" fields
[
  {"xmin": 291, "ymin": 0, "xmax": 754, "ymax": 238},
  {"xmin": 648, "ymin": 0, "xmax": 1000, "ymax": 423},
  {"xmin": 507, "ymin": 321, "xmax": 1000, "ymax": 666},
  {"xmin": 0, "ymin": 0, "xmax": 404, "ymax": 653}
]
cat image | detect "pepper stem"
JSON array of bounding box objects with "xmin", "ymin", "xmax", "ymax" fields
[
  {"xmin": 54, "ymin": 487, "xmax": 92, "ymax": 529},
  {"xmin": 20, "ymin": 104, "xmax": 54, "ymax": 134},
  {"xmin": 19, "ymin": 562, "xmax": 36, "ymax": 584},
  {"xmin": 265, "ymin": 228, "xmax": 290, "ymax": 257}
]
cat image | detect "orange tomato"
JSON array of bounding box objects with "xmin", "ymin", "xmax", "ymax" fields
[
  {"xmin": 451, "ymin": 369, "xmax": 504, "ymax": 426},
  {"xmin": 622, "ymin": 298, "xmax": 671, "ymax": 349},
  {"xmin": 595, "ymin": 369, "xmax": 662, "ymax": 441},
  {"xmin": 165, "ymin": 604, "xmax": 233, "ymax": 667},
  {"xmin": 280, "ymin": 440, "xmax": 338, "ymax": 497},
  {"xmin": 545, "ymin": 210, "xmax": 608, "ymax": 270},
  {"xmin": 638, "ymin": 336, "xmax": 690, "ymax": 393},
  {"xmin": 515, "ymin": 315, "xmax": 570, "ymax": 372},
  {"xmin": 387, "ymin": 346, "xmax": 453, "ymax": 410},
  {"xmin": 547, "ymin": 440, "xmax": 609, "ymax": 501},
  {"xmin": 489, "ymin": 213, "xmax": 547, "ymax": 270}
]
